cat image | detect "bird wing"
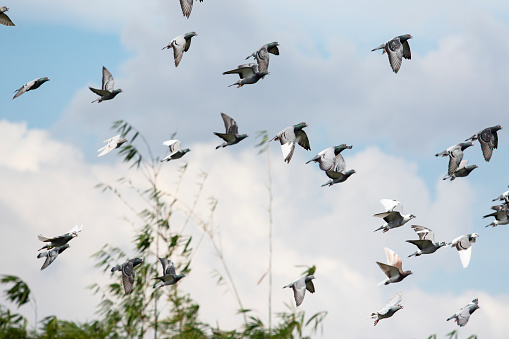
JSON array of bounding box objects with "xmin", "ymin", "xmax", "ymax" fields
[
  {"xmin": 98, "ymin": 136, "xmax": 121, "ymax": 157},
  {"xmin": 158, "ymin": 257, "xmax": 169, "ymax": 276},
  {"xmin": 458, "ymin": 246, "xmax": 472, "ymax": 268},
  {"xmin": 0, "ymin": 12, "xmax": 14, "ymax": 26},
  {"xmin": 223, "ymin": 64, "xmax": 256, "ymax": 79},
  {"xmin": 163, "ymin": 140, "xmax": 181, "ymax": 154},
  {"xmin": 13, "ymin": 80, "xmax": 34, "ymax": 99},
  {"xmin": 384, "ymin": 248, "xmax": 403, "ymax": 272},
  {"xmin": 220, "ymin": 112, "xmax": 239, "ymax": 134},
  {"xmin": 184, "ymin": 36, "xmax": 193, "ymax": 52},
  {"xmin": 331, "ymin": 153, "xmax": 346, "ymax": 173},
  {"xmin": 325, "ymin": 170, "xmax": 345, "ymax": 180},
  {"xmin": 295, "ymin": 130, "xmax": 310, "ymax": 151},
  {"xmin": 293, "ymin": 278, "xmax": 307, "ymax": 306},
  {"xmin": 122, "ymin": 261, "xmax": 135, "ymax": 294},
  {"xmin": 383, "ymin": 292, "xmax": 402, "ymax": 310},
  {"xmin": 173, "ymin": 40, "xmax": 185, "ymax": 67},
  {"xmin": 166, "ymin": 260, "xmax": 176, "ymax": 276},
  {"xmin": 411, "ymin": 225, "xmax": 434, "ymax": 241},
  {"xmin": 40, "ymin": 249, "xmax": 58, "ymax": 270},
  {"xmin": 214, "ymin": 132, "xmax": 236, "ymax": 142},
  {"xmin": 66, "ymin": 224, "xmax": 83, "ymax": 235},
  {"xmin": 402, "ymin": 41, "xmax": 411, "ymax": 60},
  {"xmin": 180, "ymin": 0, "xmax": 194, "ymax": 18},
  {"xmin": 456, "ymin": 306, "xmax": 471, "ymax": 326},
  {"xmin": 89, "ymin": 87, "xmax": 110, "ymax": 97},
  {"xmin": 376, "ymin": 262, "xmax": 400, "ymax": 279},
  {"xmin": 268, "ymin": 44, "xmax": 280, "ymax": 55},
  {"xmin": 281, "ymin": 142, "xmax": 296, "ymax": 163},
  {"xmin": 406, "ymin": 239, "xmax": 433, "ymax": 250},
  {"xmin": 448, "ymin": 148, "xmax": 463, "ymax": 175},
  {"xmin": 102, "ymin": 67, "xmax": 115, "ymax": 91},
  {"xmin": 387, "ymin": 39, "xmax": 403, "ymax": 73},
  {"xmin": 373, "ymin": 211, "xmax": 401, "ymax": 223},
  {"xmin": 305, "ymin": 280, "xmax": 315, "ymax": 293},
  {"xmin": 479, "ymin": 128, "xmax": 495, "ymax": 161},
  {"xmin": 380, "ymin": 199, "xmax": 401, "ymax": 212}
]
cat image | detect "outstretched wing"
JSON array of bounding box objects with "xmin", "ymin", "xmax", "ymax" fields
[
  {"xmin": 384, "ymin": 248, "xmax": 403, "ymax": 272},
  {"xmin": 295, "ymin": 130, "xmax": 310, "ymax": 151},
  {"xmin": 220, "ymin": 113, "xmax": 239, "ymax": 135},
  {"xmin": 102, "ymin": 67, "xmax": 115, "ymax": 91}
]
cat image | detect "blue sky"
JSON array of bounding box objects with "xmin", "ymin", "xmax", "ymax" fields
[{"xmin": 2, "ymin": 0, "xmax": 509, "ymax": 338}]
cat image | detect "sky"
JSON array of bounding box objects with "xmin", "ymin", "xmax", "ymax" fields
[{"xmin": 2, "ymin": 0, "xmax": 509, "ymax": 337}]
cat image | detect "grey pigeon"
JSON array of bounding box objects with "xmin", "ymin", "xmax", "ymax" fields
[
  {"xmin": 450, "ymin": 233, "xmax": 479, "ymax": 268},
  {"xmin": 321, "ymin": 169, "xmax": 356, "ymax": 187},
  {"xmin": 163, "ymin": 32, "xmax": 197, "ymax": 67},
  {"xmin": 270, "ymin": 122, "xmax": 310, "ymax": 163},
  {"xmin": 406, "ymin": 225, "xmax": 447, "ymax": 257},
  {"xmin": 466, "ymin": 125, "xmax": 502, "ymax": 162},
  {"xmin": 214, "ymin": 113, "xmax": 248, "ymax": 149},
  {"xmin": 13, "ymin": 77, "xmax": 49, "ymax": 99},
  {"xmin": 483, "ymin": 204, "xmax": 509, "ymax": 228},
  {"xmin": 37, "ymin": 244, "xmax": 70, "ymax": 271},
  {"xmin": 223, "ymin": 63, "xmax": 269, "ymax": 88},
  {"xmin": 97, "ymin": 135, "xmax": 127, "ymax": 157},
  {"xmin": 376, "ymin": 248, "xmax": 412, "ymax": 286},
  {"xmin": 435, "ymin": 142, "xmax": 473, "ymax": 175},
  {"xmin": 442, "ymin": 160, "xmax": 477, "ymax": 181},
  {"xmin": 245, "ymin": 42, "xmax": 280, "ymax": 72},
  {"xmin": 111, "ymin": 258, "xmax": 143, "ymax": 295},
  {"xmin": 0, "ymin": 6, "xmax": 14, "ymax": 26},
  {"xmin": 153, "ymin": 258, "xmax": 186, "ymax": 288},
  {"xmin": 306, "ymin": 144, "xmax": 352, "ymax": 172},
  {"xmin": 373, "ymin": 199, "xmax": 415, "ymax": 233},
  {"xmin": 492, "ymin": 186, "xmax": 509, "ymax": 203},
  {"xmin": 161, "ymin": 140, "xmax": 190, "ymax": 162},
  {"xmin": 283, "ymin": 275, "xmax": 315, "ymax": 307},
  {"xmin": 371, "ymin": 292, "xmax": 403, "ymax": 326},
  {"xmin": 447, "ymin": 298, "xmax": 479, "ymax": 327},
  {"xmin": 371, "ymin": 34, "xmax": 412, "ymax": 73},
  {"xmin": 89, "ymin": 67, "xmax": 122, "ymax": 103},
  {"xmin": 179, "ymin": 0, "xmax": 203, "ymax": 18},
  {"xmin": 38, "ymin": 225, "xmax": 83, "ymax": 251}
]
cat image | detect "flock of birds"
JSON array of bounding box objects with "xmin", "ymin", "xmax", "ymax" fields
[{"xmin": 3, "ymin": 2, "xmax": 505, "ymax": 333}]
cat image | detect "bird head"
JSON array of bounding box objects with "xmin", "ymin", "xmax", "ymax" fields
[
  {"xmin": 294, "ymin": 122, "xmax": 308, "ymax": 130},
  {"xmin": 470, "ymin": 233, "xmax": 479, "ymax": 242},
  {"xmin": 182, "ymin": 148, "xmax": 191, "ymax": 155},
  {"xmin": 186, "ymin": 32, "xmax": 198, "ymax": 39},
  {"xmin": 409, "ymin": 214, "xmax": 416, "ymax": 220},
  {"xmin": 346, "ymin": 169, "xmax": 356, "ymax": 176},
  {"xmin": 335, "ymin": 144, "xmax": 353, "ymax": 154},
  {"xmin": 1, "ymin": 7, "xmax": 9, "ymax": 12},
  {"xmin": 400, "ymin": 34, "xmax": 413, "ymax": 42},
  {"xmin": 306, "ymin": 275, "xmax": 315, "ymax": 281},
  {"xmin": 461, "ymin": 142, "xmax": 474, "ymax": 150},
  {"xmin": 40, "ymin": 77, "xmax": 50, "ymax": 83},
  {"xmin": 239, "ymin": 134, "xmax": 248, "ymax": 140},
  {"xmin": 115, "ymin": 89, "xmax": 123, "ymax": 94}
]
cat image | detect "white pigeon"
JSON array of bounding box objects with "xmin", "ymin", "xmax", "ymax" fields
[
  {"xmin": 374, "ymin": 200, "xmax": 415, "ymax": 233},
  {"xmin": 162, "ymin": 32, "xmax": 197, "ymax": 67},
  {"xmin": 270, "ymin": 122, "xmax": 310, "ymax": 163},
  {"xmin": 447, "ymin": 298, "xmax": 479, "ymax": 327},
  {"xmin": 161, "ymin": 140, "xmax": 190, "ymax": 162},
  {"xmin": 370, "ymin": 292, "xmax": 403, "ymax": 326},
  {"xmin": 450, "ymin": 233, "xmax": 479, "ymax": 268},
  {"xmin": 376, "ymin": 248, "xmax": 412, "ymax": 286},
  {"xmin": 283, "ymin": 275, "xmax": 315, "ymax": 307},
  {"xmin": 97, "ymin": 135, "xmax": 127, "ymax": 157}
]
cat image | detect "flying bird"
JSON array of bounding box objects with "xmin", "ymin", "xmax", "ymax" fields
[
  {"xmin": 321, "ymin": 169, "xmax": 356, "ymax": 187},
  {"xmin": 223, "ymin": 63, "xmax": 269, "ymax": 88},
  {"xmin": 245, "ymin": 42, "xmax": 280, "ymax": 72},
  {"xmin": 483, "ymin": 204, "xmax": 509, "ymax": 228},
  {"xmin": 163, "ymin": 32, "xmax": 197, "ymax": 67},
  {"xmin": 283, "ymin": 275, "xmax": 315, "ymax": 307},
  {"xmin": 161, "ymin": 140, "xmax": 190, "ymax": 162},
  {"xmin": 442, "ymin": 160, "xmax": 477, "ymax": 181},
  {"xmin": 37, "ymin": 244, "xmax": 70, "ymax": 271},
  {"xmin": 178, "ymin": 0, "xmax": 203, "ymax": 18},
  {"xmin": 13, "ymin": 77, "xmax": 49, "ymax": 100},
  {"xmin": 373, "ymin": 200, "xmax": 415, "ymax": 233},
  {"xmin": 450, "ymin": 233, "xmax": 479, "ymax": 268},
  {"xmin": 89, "ymin": 67, "xmax": 122, "ymax": 103},
  {"xmin": 447, "ymin": 298, "xmax": 479, "ymax": 327},
  {"xmin": 435, "ymin": 142, "xmax": 473, "ymax": 176},
  {"xmin": 153, "ymin": 258, "xmax": 186, "ymax": 288},
  {"xmin": 306, "ymin": 144, "xmax": 352, "ymax": 172},
  {"xmin": 492, "ymin": 186, "xmax": 509, "ymax": 203},
  {"xmin": 370, "ymin": 292, "xmax": 403, "ymax": 326},
  {"xmin": 466, "ymin": 125, "xmax": 502, "ymax": 162},
  {"xmin": 214, "ymin": 113, "xmax": 248, "ymax": 149},
  {"xmin": 376, "ymin": 248, "xmax": 412, "ymax": 286},
  {"xmin": 270, "ymin": 122, "xmax": 310, "ymax": 163},
  {"xmin": 111, "ymin": 258, "xmax": 143, "ymax": 295},
  {"xmin": 0, "ymin": 6, "xmax": 14, "ymax": 26},
  {"xmin": 97, "ymin": 135, "xmax": 127, "ymax": 157},
  {"xmin": 406, "ymin": 225, "xmax": 447, "ymax": 257},
  {"xmin": 371, "ymin": 34, "xmax": 412, "ymax": 73},
  {"xmin": 38, "ymin": 225, "xmax": 83, "ymax": 251}
]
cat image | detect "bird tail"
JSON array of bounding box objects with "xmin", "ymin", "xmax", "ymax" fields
[
  {"xmin": 37, "ymin": 252, "xmax": 47, "ymax": 259},
  {"xmin": 485, "ymin": 222, "xmax": 497, "ymax": 228},
  {"xmin": 446, "ymin": 315, "xmax": 455, "ymax": 322},
  {"xmin": 376, "ymin": 280, "xmax": 386, "ymax": 286},
  {"xmin": 373, "ymin": 225, "xmax": 385, "ymax": 232},
  {"xmin": 111, "ymin": 265, "xmax": 121, "ymax": 273},
  {"xmin": 408, "ymin": 252, "xmax": 418, "ymax": 258},
  {"xmin": 153, "ymin": 281, "xmax": 163, "ymax": 289},
  {"xmin": 371, "ymin": 44, "xmax": 385, "ymax": 52},
  {"xmin": 245, "ymin": 53, "xmax": 255, "ymax": 60},
  {"xmin": 321, "ymin": 181, "xmax": 333, "ymax": 187}
]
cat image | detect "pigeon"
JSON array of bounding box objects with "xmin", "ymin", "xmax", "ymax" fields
[
  {"xmin": 270, "ymin": 122, "xmax": 310, "ymax": 163},
  {"xmin": 153, "ymin": 258, "xmax": 186, "ymax": 288},
  {"xmin": 162, "ymin": 32, "xmax": 197, "ymax": 67},
  {"xmin": 406, "ymin": 225, "xmax": 447, "ymax": 257},
  {"xmin": 178, "ymin": 0, "xmax": 203, "ymax": 18},
  {"xmin": 371, "ymin": 34, "xmax": 412, "ymax": 73},
  {"xmin": 223, "ymin": 63, "xmax": 269, "ymax": 88},
  {"xmin": 371, "ymin": 292, "xmax": 403, "ymax": 326},
  {"xmin": 97, "ymin": 135, "xmax": 127, "ymax": 157},
  {"xmin": 493, "ymin": 187, "xmax": 509, "ymax": 203},
  {"xmin": 466, "ymin": 125, "xmax": 502, "ymax": 162},
  {"xmin": 245, "ymin": 42, "xmax": 280, "ymax": 72},
  {"xmin": 161, "ymin": 140, "xmax": 190, "ymax": 162},
  {"xmin": 483, "ymin": 204, "xmax": 509, "ymax": 228},
  {"xmin": 0, "ymin": 6, "xmax": 14, "ymax": 26},
  {"xmin": 373, "ymin": 200, "xmax": 415, "ymax": 233},
  {"xmin": 321, "ymin": 169, "xmax": 356, "ymax": 187},
  {"xmin": 13, "ymin": 77, "xmax": 49, "ymax": 100},
  {"xmin": 376, "ymin": 248, "xmax": 412, "ymax": 286},
  {"xmin": 89, "ymin": 67, "xmax": 122, "ymax": 103},
  {"xmin": 447, "ymin": 298, "xmax": 479, "ymax": 327},
  {"xmin": 214, "ymin": 113, "xmax": 248, "ymax": 149},
  {"xmin": 442, "ymin": 160, "xmax": 477, "ymax": 181},
  {"xmin": 435, "ymin": 142, "xmax": 473, "ymax": 175},
  {"xmin": 306, "ymin": 144, "xmax": 352, "ymax": 172},
  {"xmin": 37, "ymin": 244, "xmax": 70, "ymax": 271},
  {"xmin": 450, "ymin": 233, "xmax": 479, "ymax": 268},
  {"xmin": 111, "ymin": 258, "xmax": 143, "ymax": 295},
  {"xmin": 38, "ymin": 225, "xmax": 83, "ymax": 251},
  {"xmin": 283, "ymin": 275, "xmax": 315, "ymax": 307}
]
